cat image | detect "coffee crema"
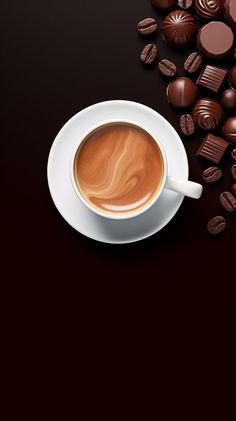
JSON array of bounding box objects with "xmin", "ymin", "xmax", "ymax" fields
[{"xmin": 74, "ymin": 123, "xmax": 164, "ymax": 215}]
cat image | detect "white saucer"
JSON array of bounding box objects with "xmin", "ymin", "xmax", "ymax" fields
[{"xmin": 47, "ymin": 100, "xmax": 188, "ymax": 244}]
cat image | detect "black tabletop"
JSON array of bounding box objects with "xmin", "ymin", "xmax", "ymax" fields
[{"xmin": 2, "ymin": 1, "xmax": 235, "ymax": 416}]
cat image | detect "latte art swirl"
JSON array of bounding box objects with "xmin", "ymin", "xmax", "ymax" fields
[
  {"xmin": 74, "ymin": 124, "xmax": 164, "ymax": 214},
  {"xmin": 194, "ymin": 0, "xmax": 223, "ymax": 19}
]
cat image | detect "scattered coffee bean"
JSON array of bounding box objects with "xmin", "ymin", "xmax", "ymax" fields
[
  {"xmin": 232, "ymin": 183, "xmax": 236, "ymax": 195},
  {"xmin": 180, "ymin": 114, "xmax": 195, "ymax": 135},
  {"xmin": 220, "ymin": 191, "xmax": 236, "ymax": 212},
  {"xmin": 207, "ymin": 216, "xmax": 226, "ymax": 235},
  {"xmin": 231, "ymin": 164, "xmax": 236, "ymax": 181},
  {"xmin": 178, "ymin": 0, "xmax": 193, "ymax": 10},
  {"xmin": 137, "ymin": 18, "xmax": 158, "ymax": 36},
  {"xmin": 184, "ymin": 52, "xmax": 202, "ymax": 74},
  {"xmin": 203, "ymin": 167, "xmax": 222, "ymax": 183},
  {"xmin": 158, "ymin": 59, "xmax": 177, "ymax": 77},
  {"xmin": 231, "ymin": 148, "xmax": 236, "ymax": 161},
  {"xmin": 140, "ymin": 44, "xmax": 158, "ymax": 64}
]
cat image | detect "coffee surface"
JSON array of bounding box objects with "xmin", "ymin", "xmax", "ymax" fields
[{"xmin": 74, "ymin": 123, "xmax": 164, "ymax": 214}]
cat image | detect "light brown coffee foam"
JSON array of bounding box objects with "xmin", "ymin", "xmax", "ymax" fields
[{"xmin": 74, "ymin": 124, "xmax": 164, "ymax": 214}]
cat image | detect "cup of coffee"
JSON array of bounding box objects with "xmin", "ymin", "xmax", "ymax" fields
[{"xmin": 70, "ymin": 120, "xmax": 202, "ymax": 220}]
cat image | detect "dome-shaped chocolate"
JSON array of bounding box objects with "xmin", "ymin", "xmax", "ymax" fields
[
  {"xmin": 162, "ymin": 10, "xmax": 197, "ymax": 48},
  {"xmin": 194, "ymin": 0, "xmax": 223, "ymax": 20},
  {"xmin": 192, "ymin": 98, "xmax": 224, "ymax": 130}
]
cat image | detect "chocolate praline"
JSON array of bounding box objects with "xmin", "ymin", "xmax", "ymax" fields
[
  {"xmin": 230, "ymin": 65, "xmax": 236, "ymax": 89},
  {"xmin": 167, "ymin": 77, "xmax": 197, "ymax": 109},
  {"xmin": 221, "ymin": 89, "xmax": 236, "ymax": 111},
  {"xmin": 224, "ymin": 0, "xmax": 236, "ymax": 29},
  {"xmin": 192, "ymin": 98, "xmax": 224, "ymax": 130},
  {"xmin": 197, "ymin": 21, "xmax": 234, "ymax": 59},
  {"xmin": 223, "ymin": 116, "xmax": 236, "ymax": 143},
  {"xmin": 162, "ymin": 10, "xmax": 197, "ymax": 49},
  {"xmin": 151, "ymin": 0, "xmax": 176, "ymax": 10},
  {"xmin": 194, "ymin": 0, "xmax": 223, "ymax": 20}
]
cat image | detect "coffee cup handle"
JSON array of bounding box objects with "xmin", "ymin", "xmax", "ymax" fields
[{"xmin": 165, "ymin": 176, "xmax": 203, "ymax": 199}]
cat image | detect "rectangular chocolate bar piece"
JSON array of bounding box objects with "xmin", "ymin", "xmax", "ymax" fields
[
  {"xmin": 197, "ymin": 134, "xmax": 229, "ymax": 164},
  {"xmin": 197, "ymin": 65, "xmax": 228, "ymax": 93}
]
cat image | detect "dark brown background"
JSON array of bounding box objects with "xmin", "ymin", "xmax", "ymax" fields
[{"xmin": 1, "ymin": 0, "xmax": 235, "ymax": 417}]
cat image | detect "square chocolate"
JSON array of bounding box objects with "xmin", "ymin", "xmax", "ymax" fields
[
  {"xmin": 197, "ymin": 65, "xmax": 228, "ymax": 93},
  {"xmin": 196, "ymin": 134, "xmax": 229, "ymax": 164}
]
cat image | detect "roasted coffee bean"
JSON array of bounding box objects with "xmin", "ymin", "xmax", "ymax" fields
[
  {"xmin": 140, "ymin": 44, "xmax": 158, "ymax": 64},
  {"xmin": 137, "ymin": 18, "xmax": 158, "ymax": 35},
  {"xmin": 232, "ymin": 164, "xmax": 236, "ymax": 181},
  {"xmin": 203, "ymin": 166, "xmax": 222, "ymax": 183},
  {"xmin": 220, "ymin": 191, "xmax": 236, "ymax": 212},
  {"xmin": 184, "ymin": 52, "xmax": 202, "ymax": 74},
  {"xmin": 178, "ymin": 0, "xmax": 193, "ymax": 10},
  {"xmin": 231, "ymin": 148, "xmax": 236, "ymax": 161},
  {"xmin": 232, "ymin": 183, "xmax": 236, "ymax": 195},
  {"xmin": 180, "ymin": 114, "xmax": 195, "ymax": 135},
  {"xmin": 207, "ymin": 216, "xmax": 226, "ymax": 235},
  {"xmin": 158, "ymin": 59, "xmax": 177, "ymax": 77}
]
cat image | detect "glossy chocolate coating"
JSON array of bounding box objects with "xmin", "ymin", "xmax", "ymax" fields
[
  {"xmin": 223, "ymin": 116, "xmax": 236, "ymax": 143},
  {"xmin": 230, "ymin": 65, "xmax": 236, "ymax": 88},
  {"xmin": 197, "ymin": 21, "xmax": 234, "ymax": 59},
  {"xmin": 151, "ymin": 0, "xmax": 177, "ymax": 10},
  {"xmin": 192, "ymin": 98, "xmax": 224, "ymax": 130},
  {"xmin": 224, "ymin": 0, "xmax": 236, "ymax": 29},
  {"xmin": 194, "ymin": 0, "xmax": 223, "ymax": 20},
  {"xmin": 221, "ymin": 89, "xmax": 236, "ymax": 111},
  {"xmin": 162, "ymin": 10, "xmax": 197, "ymax": 48},
  {"xmin": 167, "ymin": 77, "xmax": 197, "ymax": 109}
]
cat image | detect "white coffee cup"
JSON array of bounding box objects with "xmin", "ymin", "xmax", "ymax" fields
[{"xmin": 70, "ymin": 119, "xmax": 203, "ymax": 220}]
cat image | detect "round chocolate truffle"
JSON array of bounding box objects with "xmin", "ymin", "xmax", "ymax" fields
[
  {"xmin": 192, "ymin": 98, "xmax": 224, "ymax": 130},
  {"xmin": 230, "ymin": 65, "xmax": 236, "ymax": 89},
  {"xmin": 221, "ymin": 89, "xmax": 236, "ymax": 111},
  {"xmin": 224, "ymin": 0, "xmax": 236, "ymax": 29},
  {"xmin": 194, "ymin": 0, "xmax": 223, "ymax": 20},
  {"xmin": 151, "ymin": 0, "xmax": 177, "ymax": 10},
  {"xmin": 197, "ymin": 21, "xmax": 234, "ymax": 59},
  {"xmin": 223, "ymin": 116, "xmax": 236, "ymax": 143},
  {"xmin": 162, "ymin": 10, "xmax": 197, "ymax": 48},
  {"xmin": 167, "ymin": 77, "xmax": 197, "ymax": 109}
]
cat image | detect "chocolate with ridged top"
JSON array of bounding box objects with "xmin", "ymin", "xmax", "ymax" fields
[
  {"xmin": 197, "ymin": 133, "xmax": 229, "ymax": 164},
  {"xmin": 162, "ymin": 10, "xmax": 197, "ymax": 48},
  {"xmin": 194, "ymin": 0, "xmax": 223, "ymax": 20},
  {"xmin": 224, "ymin": 0, "xmax": 236, "ymax": 29},
  {"xmin": 197, "ymin": 21, "xmax": 234, "ymax": 59},
  {"xmin": 192, "ymin": 98, "xmax": 224, "ymax": 130},
  {"xmin": 197, "ymin": 65, "xmax": 228, "ymax": 93}
]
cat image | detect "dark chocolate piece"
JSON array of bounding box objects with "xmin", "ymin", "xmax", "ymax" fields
[
  {"xmin": 223, "ymin": 116, "xmax": 236, "ymax": 143},
  {"xmin": 194, "ymin": 0, "xmax": 223, "ymax": 20},
  {"xmin": 178, "ymin": 0, "xmax": 192, "ymax": 10},
  {"xmin": 167, "ymin": 77, "xmax": 197, "ymax": 109},
  {"xmin": 140, "ymin": 44, "xmax": 158, "ymax": 64},
  {"xmin": 207, "ymin": 216, "xmax": 226, "ymax": 235},
  {"xmin": 203, "ymin": 166, "xmax": 222, "ymax": 183},
  {"xmin": 220, "ymin": 191, "xmax": 236, "ymax": 212},
  {"xmin": 197, "ymin": 65, "xmax": 228, "ymax": 93},
  {"xmin": 196, "ymin": 133, "xmax": 229, "ymax": 164},
  {"xmin": 221, "ymin": 89, "xmax": 236, "ymax": 111},
  {"xmin": 158, "ymin": 59, "xmax": 177, "ymax": 77},
  {"xmin": 137, "ymin": 18, "xmax": 158, "ymax": 36},
  {"xmin": 230, "ymin": 65, "xmax": 236, "ymax": 88},
  {"xmin": 192, "ymin": 98, "xmax": 224, "ymax": 130},
  {"xmin": 162, "ymin": 10, "xmax": 197, "ymax": 48},
  {"xmin": 224, "ymin": 0, "xmax": 236, "ymax": 29},
  {"xmin": 231, "ymin": 148, "xmax": 236, "ymax": 161},
  {"xmin": 151, "ymin": 0, "xmax": 177, "ymax": 10},
  {"xmin": 184, "ymin": 52, "xmax": 202, "ymax": 74},
  {"xmin": 232, "ymin": 164, "xmax": 236, "ymax": 180},
  {"xmin": 232, "ymin": 183, "xmax": 236, "ymax": 195},
  {"xmin": 197, "ymin": 21, "xmax": 234, "ymax": 59},
  {"xmin": 180, "ymin": 114, "xmax": 195, "ymax": 135}
]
